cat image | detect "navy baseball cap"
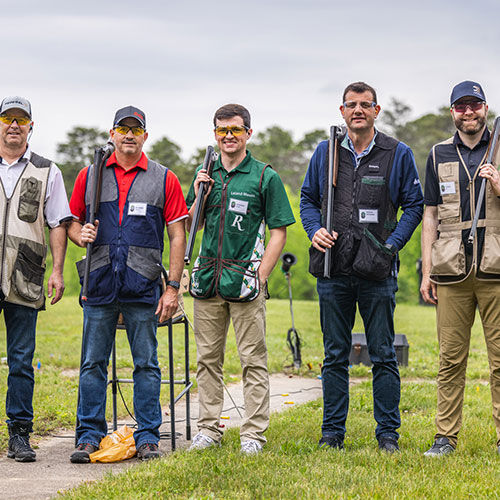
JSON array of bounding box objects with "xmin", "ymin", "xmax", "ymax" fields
[
  {"xmin": 450, "ymin": 81, "xmax": 486, "ymax": 106},
  {"xmin": 0, "ymin": 96, "xmax": 32, "ymax": 118},
  {"xmin": 113, "ymin": 106, "xmax": 146, "ymax": 128}
]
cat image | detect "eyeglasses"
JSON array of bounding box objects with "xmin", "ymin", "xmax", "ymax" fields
[
  {"xmin": 452, "ymin": 101, "xmax": 485, "ymax": 113},
  {"xmin": 214, "ymin": 126, "xmax": 249, "ymax": 137},
  {"xmin": 343, "ymin": 101, "xmax": 376, "ymax": 110},
  {"xmin": 0, "ymin": 115, "xmax": 31, "ymax": 126},
  {"xmin": 114, "ymin": 125, "xmax": 145, "ymax": 136}
]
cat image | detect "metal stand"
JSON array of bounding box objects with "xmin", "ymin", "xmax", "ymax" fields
[
  {"xmin": 111, "ymin": 313, "xmax": 192, "ymax": 451},
  {"xmin": 285, "ymin": 270, "xmax": 302, "ymax": 370}
]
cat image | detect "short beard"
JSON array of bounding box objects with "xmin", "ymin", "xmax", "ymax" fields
[{"xmin": 455, "ymin": 115, "xmax": 486, "ymax": 136}]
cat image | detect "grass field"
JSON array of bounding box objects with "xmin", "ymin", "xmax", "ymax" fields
[{"xmin": 1, "ymin": 296, "xmax": 498, "ymax": 498}]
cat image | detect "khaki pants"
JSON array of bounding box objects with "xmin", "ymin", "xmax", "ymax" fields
[
  {"xmin": 193, "ymin": 292, "xmax": 269, "ymax": 444},
  {"xmin": 435, "ymin": 273, "xmax": 500, "ymax": 446}
]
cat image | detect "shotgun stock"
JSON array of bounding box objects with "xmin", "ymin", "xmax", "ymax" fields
[{"xmin": 184, "ymin": 145, "xmax": 218, "ymax": 264}]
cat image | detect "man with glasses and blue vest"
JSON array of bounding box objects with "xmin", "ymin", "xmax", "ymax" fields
[
  {"xmin": 68, "ymin": 106, "xmax": 187, "ymax": 463},
  {"xmin": 0, "ymin": 96, "xmax": 71, "ymax": 462},
  {"xmin": 301, "ymin": 82, "xmax": 423, "ymax": 452}
]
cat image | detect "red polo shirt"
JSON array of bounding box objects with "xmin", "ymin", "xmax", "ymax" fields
[{"xmin": 70, "ymin": 152, "xmax": 187, "ymax": 225}]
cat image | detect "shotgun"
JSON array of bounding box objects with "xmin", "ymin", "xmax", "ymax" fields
[
  {"xmin": 81, "ymin": 141, "xmax": 115, "ymax": 301},
  {"xmin": 468, "ymin": 117, "xmax": 500, "ymax": 245},
  {"xmin": 184, "ymin": 145, "xmax": 217, "ymax": 264}
]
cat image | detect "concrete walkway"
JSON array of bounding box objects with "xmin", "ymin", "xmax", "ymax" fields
[{"xmin": 0, "ymin": 374, "xmax": 322, "ymax": 500}]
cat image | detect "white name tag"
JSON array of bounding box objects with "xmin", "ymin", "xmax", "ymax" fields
[
  {"xmin": 128, "ymin": 202, "xmax": 147, "ymax": 216},
  {"xmin": 228, "ymin": 198, "xmax": 248, "ymax": 214},
  {"xmin": 359, "ymin": 209, "xmax": 378, "ymax": 223},
  {"xmin": 439, "ymin": 181, "xmax": 456, "ymax": 195}
]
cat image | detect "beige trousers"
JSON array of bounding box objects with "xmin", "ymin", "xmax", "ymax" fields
[
  {"xmin": 435, "ymin": 273, "xmax": 500, "ymax": 446},
  {"xmin": 193, "ymin": 292, "xmax": 269, "ymax": 444}
]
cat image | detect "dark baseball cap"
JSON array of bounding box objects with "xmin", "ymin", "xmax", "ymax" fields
[
  {"xmin": 450, "ymin": 81, "xmax": 486, "ymax": 106},
  {"xmin": 0, "ymin": 96, "xmax": 32, "ymax": 118},
  {"xmin": 113, "ymin": 106, "xmax": 146, "ymax": 128}
]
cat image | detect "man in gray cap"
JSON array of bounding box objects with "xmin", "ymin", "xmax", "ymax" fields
[
  {"xmin": 0, "ymin": 96, "xmax": 72, "ymax": 461},
  {"xmin": 421, "ymin": 81, "xmax": 500, "ymax": 456}
]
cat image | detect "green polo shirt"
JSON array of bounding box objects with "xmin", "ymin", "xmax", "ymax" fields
[{"xmin": 186, "ymin": 150, "xmax": 295, "ymax": 301}]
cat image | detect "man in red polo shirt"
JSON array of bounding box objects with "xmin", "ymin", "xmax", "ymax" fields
[{"xmin": 67, "ymin": 106, "xmax": 187, "ymax": 463}]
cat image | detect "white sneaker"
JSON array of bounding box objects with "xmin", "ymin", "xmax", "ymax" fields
[
  {"xmin": 240, "ymin": 439, "xmax": 263, "ymax": 455},
  {"xmin": 189, "ymin": 432, "xmax": 218, "ymax": 450}
]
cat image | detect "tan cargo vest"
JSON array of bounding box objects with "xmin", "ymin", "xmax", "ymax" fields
[
  {"xmin": 430, "ymin": 138, "xmax": 500, "ymax": 284},
  {"xmin": 0, "ymin": 153, "xmax": 51, "ymax": 309}
]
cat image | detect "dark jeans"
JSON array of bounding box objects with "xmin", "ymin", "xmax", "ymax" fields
[
  {"xmin": 76, "ymin": 301, "xmax": 162, "ymax": 448},
  {"xmin": 1, "ymin": 302, "xmax": 38, "ymax": 426},
  {"xmin": 317, "ymin": 275, "xmax": 400, "ymax": 442}
]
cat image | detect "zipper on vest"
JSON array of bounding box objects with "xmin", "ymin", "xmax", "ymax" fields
[
  {"xmin": 215, "ymin": 182, "xmax": 229, "ymax": 284},
  {"xmin": 0, "ymin": 198, "xmax": 11, "ymax": 288}
]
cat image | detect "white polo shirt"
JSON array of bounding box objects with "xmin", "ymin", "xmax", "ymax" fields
[{"xmin": 0, "ymin": 146, "xmax": 72, "ymax": 228}]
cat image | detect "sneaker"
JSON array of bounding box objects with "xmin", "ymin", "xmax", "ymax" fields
[
  {"xmin": 7, "ymin": 424, "xmax": 36, "ymax": 463},
  {"xmin": 137, "ymin": 442, "xmax": 161, "ymax": 461},
  {"xmin": 318, "ymin": 435, "xmax": 344, "ymax": 450},
  {"xmin": 189, "ymin": 432, "xmax": 219, "ymax": 450},
  {"xmin": 70, "ymin": 443, "xmax": 98, "ymax": 463},
  {"xmin": 424, "ymin": 437, "xmax": 455, "ymax": 457},
  {"xmin": 241, "ymin": 439, "xmax": 263, "ymax": 455},
  {"xmin": 378, "ymin": 436, "xmax": 399, "ymax": 453}
]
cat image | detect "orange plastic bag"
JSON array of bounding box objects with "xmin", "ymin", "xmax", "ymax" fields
[{"xmin": 89, "ymin": 424, "xmax": 136, "ymax": 463}]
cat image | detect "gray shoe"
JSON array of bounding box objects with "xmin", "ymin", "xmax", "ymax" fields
[
  {"xmin": 240, "ymin": 439, "xmax": 262, "ymax": 455},
  {"xmin": 424, "ymin": 437, "xmax": 455, "ymax": 457},
  {"xmin": 189, "ymin": 432, "xmax": 219, "ymax": 450}
]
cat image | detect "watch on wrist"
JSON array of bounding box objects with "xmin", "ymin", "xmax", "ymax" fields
[
  {"xmin": 166, "ymin": 280, "xmax": 180, "ymax": 290},
  {"xmin": 384, "ymin": 243, "xmax": 397, "ymax": 256}
]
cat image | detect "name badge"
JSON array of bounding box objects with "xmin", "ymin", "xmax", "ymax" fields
[
  {"xmin": 228, "ymin": 198, "xmax": 248, "ymax": 214},
  {"xmin": 359, "ymin": 209, "xmax": 378, "ymax": 223},
  {"xmin": 128, "ymin": 202, "xmax": 147, "ymax": 216},
  {"xmin": 439, "ymin": 181, "xmax": 456, "ymax": 195}
]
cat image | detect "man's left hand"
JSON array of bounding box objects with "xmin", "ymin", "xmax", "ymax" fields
[
  {"xmin": 47, "ymin": 271, "xmax": 65, "ymax": 305},
  {"xmin": 479, "ymin": 163, "xmax": 500, "ymax": 196},
  {"xmin": 155, "ymin": 287, "xmax": 179, "ymax": 323}
]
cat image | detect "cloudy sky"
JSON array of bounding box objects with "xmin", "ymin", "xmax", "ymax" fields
[{"xmin": 4, "ymin": 0, "xmax": 499, "ymax": 164}]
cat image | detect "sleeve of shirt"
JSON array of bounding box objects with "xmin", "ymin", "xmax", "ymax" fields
[
  {"xmin": 163, "ymin": 169, "xmax": 188, "ymax": 224},
  {"xmin": 69, "ymin": 167, "xmax": 89, "ymax": 223},
  {"xmin": 44, "ymin": 163, "xmax": 73, "ymax": 228},
  {"xmin": 385, "ymin": 143, "xmax": 424, "ymax": 250},
  {"xmin": 300, "ymin": 141, "xmax": 327, "ymax": 241},
  {"xmin": 261, "ymin": 168, "xmax": 295, "ymax": 229},
  {"xmin": 423, "ymin": 149, "xmax": 440, "ymax": 206}
]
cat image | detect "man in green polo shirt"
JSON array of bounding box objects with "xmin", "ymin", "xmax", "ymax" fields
[{"xmin": 186, "ymin": 103, "xmax": 295, "ymax": 454}]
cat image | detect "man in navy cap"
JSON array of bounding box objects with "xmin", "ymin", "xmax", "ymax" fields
[
  {"xmin": 67, "ymin": 106, "xmax": 188, "ymax": 462},
  {"xmin": 421, "ymin": 81, "xmax": 500, "ymax": 456}
]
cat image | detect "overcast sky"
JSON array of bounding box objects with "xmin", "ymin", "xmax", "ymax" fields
[{"xmin": 4, "ymin": 0, "xmax": 500, "ymax": 165}]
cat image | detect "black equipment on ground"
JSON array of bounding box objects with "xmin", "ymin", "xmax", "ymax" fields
[
  {"xmin": 185, "ymin": 146, "xmax": 218, "ymax": 264},
  {"xmin": 324, "ymin": 125, "xmax": 344, "ymax": 278},
  {"xmin": 349, "ymin": 333, "xmax": 409, "ymax": 366},
  {"xmin": 468, "ymin": 116, "xmax": 500, "ymax": 245},
  {"xmin": 281, "ymin": 253, "xmax": 301, "ymax": 369},
  {"xmin": 81, "ymin": 142, "xmax": 115, "ymax": 301}
]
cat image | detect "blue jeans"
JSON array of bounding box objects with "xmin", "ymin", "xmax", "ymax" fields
[
  {"xmin": 317, "ymin": 275, "xmax": 400, "ymax": 442},
  {"xmin": 1, "ymin": 302, "xmax": 38, "ymax": 426},
  {"xmin": 76, "ymin": 301, "xmax": 162, "ymax": 448}
]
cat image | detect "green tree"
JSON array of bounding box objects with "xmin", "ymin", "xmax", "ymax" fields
[
  {"xmin": 56, "ymin": 126, "xmax": 108, "ymax": 196},
  {"xmin": 147, "ymin": 136, "xmax": 193, "ymax": 184}
]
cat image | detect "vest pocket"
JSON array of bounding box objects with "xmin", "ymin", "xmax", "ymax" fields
[
  {"xmin": 479, "ymin": 227, "xmax": 500, "ymax": 274},
  {"xmin": 308, "ymin": 246, "xmax": 325, "ymax": 278},
  {"xmin": 18, "ymin": 177, "xmax": 42, "ymax": 223},
  {"xmin": 12, "ymin": 243, "xmax": 45, "ymax": 302},
  {"xmin": 189, "ymin": 256, "xmax": 217, "ymax": 299},
  {"xmin": 437, "ymin": 162, "xmax": 460, "ymax": 222},
  {"xmin": 126, "ymin": 246, "xmax": 162, "ymax": 281},
  {"xmin": 352, "ymin": 229, "xmax": 393, "ymax": 281},
  {"xmin": 431, "ymin": 236, "xmax": 465, "ymax": 276},
  {"xmin": 358, "ymin": 176, "xmax": 385, "ymax": 208}
]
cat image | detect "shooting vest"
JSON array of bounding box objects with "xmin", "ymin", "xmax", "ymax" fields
[
  {"xmin": 430, "ymin": 136, "xmax": 500, "ymax": 283},
  {"xmin": 309, "ymin": 132, "xmax": 398, "ymax": 281},
  {"xmin": 0, "ymin": 153, "xmax": 52, "ymax": 309},
  {"xmin": 77, "ymin": 160, "xmax": 167, "ymax": 305},
  {"xmin": 189, "ymin": 153, "xmax": 270, "ymax": 302}
]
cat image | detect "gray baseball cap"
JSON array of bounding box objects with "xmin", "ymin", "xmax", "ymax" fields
[{"xmin": 0, "ymin": 96, "xmax": 32, "ymax": 118}]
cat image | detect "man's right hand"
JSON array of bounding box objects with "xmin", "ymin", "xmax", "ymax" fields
[
  {"xmin": 312, "ymin": 227, "xmax": 338, "ymax": 253},
  {"xmin": 420, "ymin": 274, "xmax": 437, "ymax": 305},
  {"xmin": 194, "ymin": 169, "xmax": 214, "ymax": 197},
  {"xmin": 80, "ymin": 220, "xmax": 99, "ymax": 247}
]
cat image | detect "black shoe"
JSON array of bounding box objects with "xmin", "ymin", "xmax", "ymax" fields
[
  {"xmin": 424, "ymin": 437, "xmax": 455, "ymax": 457},
  {"xmin": 378, "ymin": 436, "xmax": 399, "ymax": 453},
  {"xmin": 318, "ymin": 435, "xmax": 344, "ymax": 450},
  {"xmin": 137, "ymin": 442, "xmax": 161, "ymax": 461},
  {"xmin": 70, "ymin": 443, "xmax": 98, "ymax": 463},
  {"xmin": 7, "ymin": 423, "xmax": 36, "ymax": 462}
]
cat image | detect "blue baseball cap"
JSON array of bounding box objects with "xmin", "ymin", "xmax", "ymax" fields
[
  {"xmin": 450, "ymin": 81, "xmax": 486, "ymax": 106},
  {"xmin": 113, "ymin": 106, "xmax": 146, "ymax": 128}
]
